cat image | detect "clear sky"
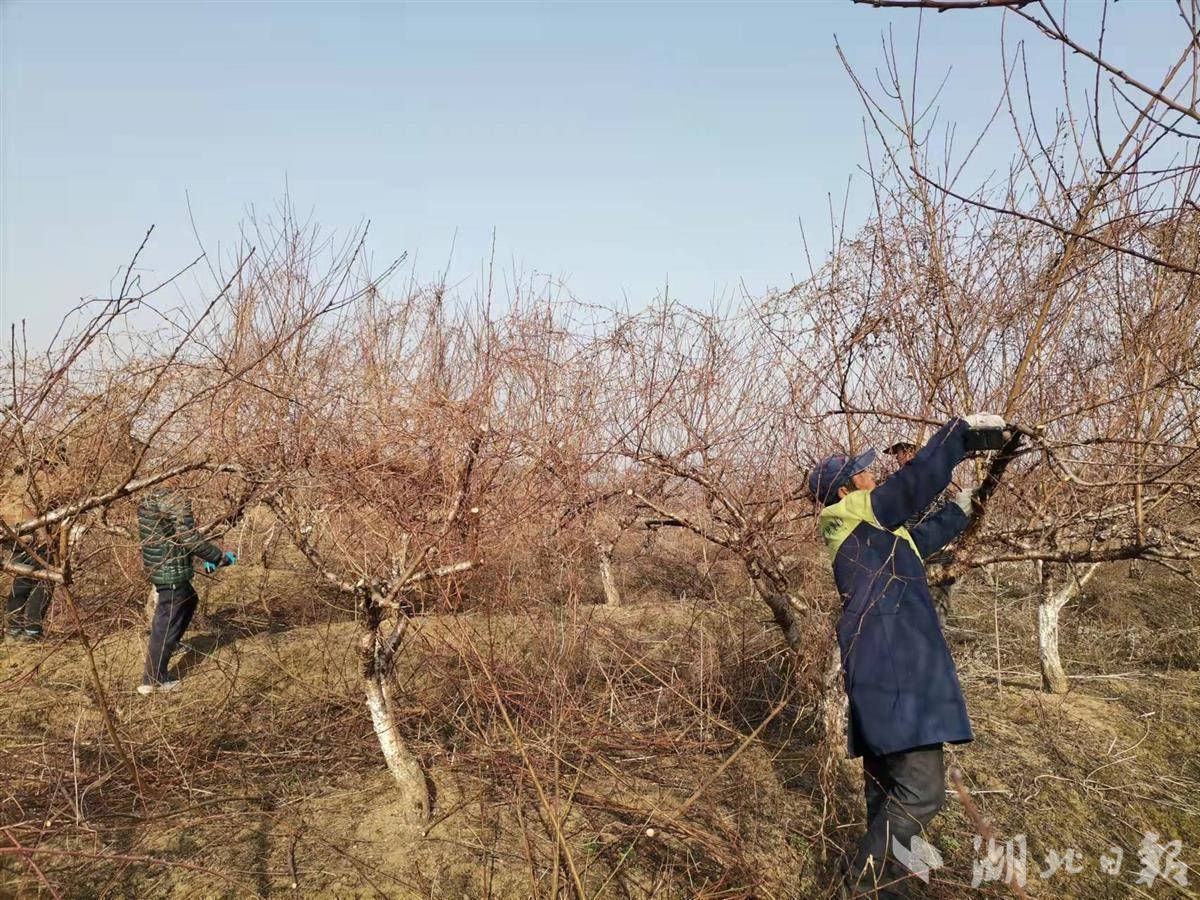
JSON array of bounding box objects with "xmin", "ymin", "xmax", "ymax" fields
[{"xmin": 0, "ymin": 1, "xmax": 1179, "ymax": 347}]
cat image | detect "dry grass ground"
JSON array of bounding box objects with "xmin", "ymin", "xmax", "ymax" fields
[{"xmin": 1, "ymin": 551, "xmax": 1198, "ymax": 898}]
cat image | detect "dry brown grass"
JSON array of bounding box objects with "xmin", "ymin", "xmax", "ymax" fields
[{"xmin": 3, "ymin": 546, "xmax": 1198, "ymax": 898}]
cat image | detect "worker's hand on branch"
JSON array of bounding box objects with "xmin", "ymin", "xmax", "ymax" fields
[
  {"xmin": 962, "ymin": 413, "xmax": 1010, "ymax": 452},
  {"xmin": 202, "ymin": 552, "xmax": 236, "ymax": 574},
  {"xmin": 954, "ymin": 487, "xmax": 979, "ymax": 517}
]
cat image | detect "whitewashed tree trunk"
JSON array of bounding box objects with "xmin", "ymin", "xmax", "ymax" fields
[
  {"xmin": 1037, "ymin": 599, "xmax": 1069, "ymax": 694},
  {"xmin": 596, "ymin": 540, "xmax": 621, "ymax": 606},
  {"xmin": 1037, "ymin": 563, "xmax": 1100, "ymax": 695},
  {"xmin": 358, "ymin": 596, "xmax": 430, "ymax": 824},
  {"xmin": 822, "ymin": 639, "xmax": 848, "ymax": 756},
  {"xmin": 364, "ymin": 673, "xmax": 429, "ymax": 824}
]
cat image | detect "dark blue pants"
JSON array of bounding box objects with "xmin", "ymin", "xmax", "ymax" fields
[
  {"xmin": 142, "ymin": 581, "xmax": 198, "ymax": 685},
  {"xmin": 5, "ymin": 543, "xmax": 50, "ymax": 635},
  {"xmin": 850, "ymin": 743, "xmax": 946, "ymax": 897}
]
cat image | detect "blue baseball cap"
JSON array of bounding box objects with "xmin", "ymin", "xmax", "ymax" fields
[{"xmin": 808, "ymin": 448, "xmax": 877, "ymax": 505}]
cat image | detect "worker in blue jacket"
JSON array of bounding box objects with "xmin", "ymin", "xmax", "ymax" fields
[{"xmin": 810, "ymin": 414, "xmax": 1004, "ymax": 898}]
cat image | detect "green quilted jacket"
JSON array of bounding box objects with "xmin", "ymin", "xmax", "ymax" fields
[{"xmin": 137, "ymin": 490, "xmax": 224, "ymax": 587}]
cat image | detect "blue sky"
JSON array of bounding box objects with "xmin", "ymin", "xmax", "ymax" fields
[{"xmin": 0, "ymin": 1, "xmax": 1179, "ymax": 346}]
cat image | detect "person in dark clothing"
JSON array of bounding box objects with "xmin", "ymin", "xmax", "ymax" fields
[
  {"xmin": 811, "ymin": 415, "xmax": 1003, "ymax": 898},
  {"xmin": 884, "ymin": 440, "xmax": 958, "ymax": 628},
  {"xmin": 3, "ymin": 461, "xmax": 59, "ymax": 641},
  {"xmin": 5, "ymin": 542, "xmax": 51, "ymax": 640},
  {"xmin": 137, "ymin": 489, "xmax": 236, "ymax": 694},
  {"xmin": 882, "ymin": 441, "xmax": 918, "ymax": 467}
]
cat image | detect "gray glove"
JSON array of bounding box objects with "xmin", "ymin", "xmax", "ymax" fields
[{"xmin": 955, "ymin": 487, "xmax": 978, "ymax": 516}]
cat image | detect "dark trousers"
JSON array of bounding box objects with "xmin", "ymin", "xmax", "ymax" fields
[
  {"xmin": 5, "ymin": 543, "xmax": 51, "ymax": 634},
  {"xmin": 849, "ymin": 744, "xmax": 946, "ymax": 897},
  {"xmin": 142, "ymin": 581, "xmax": 199, "ymax": 685}
]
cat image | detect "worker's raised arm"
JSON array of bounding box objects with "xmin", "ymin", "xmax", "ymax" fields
[
  {"xmin": 869, "ymin": 418, "xmax": 969, "ymax": 531},
  {"xmin": 909, "ymin": 501, "xmax": 969, "ymax": 559}
]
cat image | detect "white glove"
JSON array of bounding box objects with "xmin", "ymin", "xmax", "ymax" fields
[
  {"xmin": 955, "ymin": 487, "xmax": 978, "ymax": 515},
  {"xmin": 964, "ymin": 413, "xmax": 1006, "ymax": 430}
]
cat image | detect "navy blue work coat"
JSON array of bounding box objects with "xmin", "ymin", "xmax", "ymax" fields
[{"xmin": 819, "ymin": 418, "xmax": 974, "ymax": 758}]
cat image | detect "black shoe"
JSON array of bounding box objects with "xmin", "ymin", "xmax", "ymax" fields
[
  {"xmin": 841, "ymin": 858, "xmax": 910, "ymax": 899},
  {"xmin": 7, "ymin": 626, "xmax": 27, "ymax": 642},
  {"xmin": 22, "ymin": 627, "xmax": 44, "ymax": 641}
]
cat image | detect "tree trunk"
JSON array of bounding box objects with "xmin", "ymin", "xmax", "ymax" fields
[
  {"xmin": 363, "ymin": 673, "xmax": 430, "ymax": 824},
  {"xmin": 359, "ymin": 597, "xmax": 429, "ymax": 824},
  {"xmin": 747, "ymin": 565, "xmax": 802, "ymax": 653},
  {"xmin": 1037, "ymin": 563, "xmax": 1100, "ymax": 695},
  {"xmin": 1037, "ymin": 599, "xmax": 1069, "ymax": 694},
  {"xmin": 821, "ymin": 640, "xmax": 848, "ymax": 756},
  {"xmin": 930, "ymin": 580, "xmax": 954, "ymax": 629},
  {"xmin": 57, "ymin": 525, "xmax": 147, "ymax": 803},
  {"xmin": 751, "ymin": 569, "xmax": 847, "ymax": 752},
  {"xmin": 596, "ymin": 540, "xmax": 621, "ymax": 606}
]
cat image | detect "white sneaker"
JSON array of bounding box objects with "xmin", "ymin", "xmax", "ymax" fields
[{"xmin": 137, "ymin": 680, "xmax": 182, "ymax": 695}]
